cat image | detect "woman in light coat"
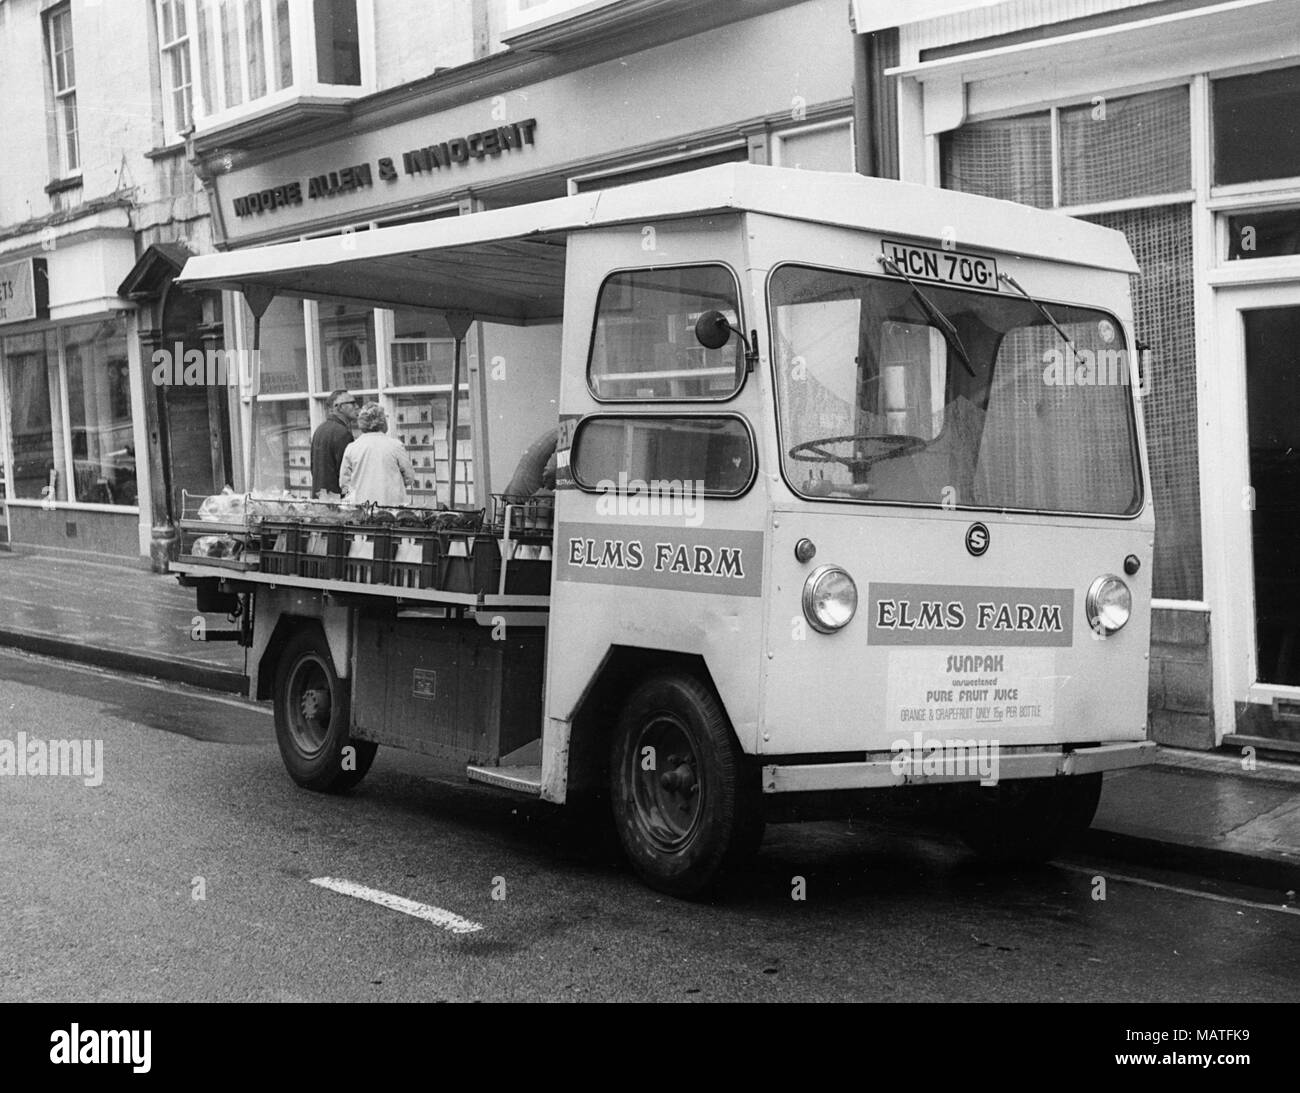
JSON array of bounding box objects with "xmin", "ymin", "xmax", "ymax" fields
[{"xmin": 339, "ymin": 403, "xmax": 415, "ymax": 506}]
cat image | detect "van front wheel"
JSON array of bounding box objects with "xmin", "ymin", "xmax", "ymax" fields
[{"xmin": 610, "ymin": 673, "xmax": 763, "ymax": 899}]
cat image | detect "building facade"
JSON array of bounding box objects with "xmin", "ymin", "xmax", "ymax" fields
[
  {"xmin": 865, "ymin": 0, "xmax": 1300, "ymax": 752},
  {"xmin": 0, "ymin": 0, "xmax": 221, "ymax": 564}
]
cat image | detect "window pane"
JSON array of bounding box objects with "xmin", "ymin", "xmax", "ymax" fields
[
  {"xmin": 573, "ymin": 416, "xmax": 755, "ymax": 497},
  {"xmin": 391, "ymin": 392, "xmax": 472, "ymax": 506},
  {"xmin": 314, "ymin": 0, "xmax": 361, "ymax": 86},
  {"xmin": 252, "ymin": 297, "xmax": 309, "ymax": 394},
  {"xmin": 244, "ymin": 0, "xmax": 266, "ymax": 100},
  {"xmin": 272, "ymin": 0, "xmax": 293, "ymax": 89},
  {"xmin": 3, "ymin": 331, "xmax": 64, "ymax": 501},
  {"xmin": 941, "ymin": 112, "xmax": 1052, "ymax": 208},
  {"xmin": 1228, "ymin": 207, "xmax": 1300, "ymax": 260},
  {"xmin": 174, "ymin": 0, "xmax": 187, "ymax": 39},
  {"xmin": 1214, "ymin": 66, "xmax": 1300, "ymax": 186},
  {"xmin": 1084, "ymin": 204, "xmax": 1199, "ymax": 599},
  {"xmin": 1060, "ymin": 87, "xmax": 1190, "ymax": 206},
  {"xmin": 253, "ymin": 399, "xmax": 311, "ymax": 494},
  {"xmin": 196, "ymin": 0, "xmax": 218, "ymax": 114},
  {"xmin": 318, "ymin": 302, "xmax": 377, "ymax": 392},
  {"xmin": 588, "ymin": 265, "xmax": 744, "ymax": 400},
  {"xmin": 161, "ymin": 0, "xmax": 176, "ymax": 43},
  {"xmin": 64, "ymin": 320, "xmax": 137, "ymax": 506},
  {"xmin": 770, "ymin": 265, "xmax": 1141, "ymax": 515},
  {"xmin": 61, "ymin": 94, "xmax": 79, "ymax": 173},
  {"xmin": 220, "ymin": 0, "xmax": 243, "ymax": 107}
]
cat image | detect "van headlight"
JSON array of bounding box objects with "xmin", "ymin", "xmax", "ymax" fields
[
  {"xmin": 1086, "ymin": 575, "xmax": 1131, "ymax": 635},
  {"xmin": 802, "ymin": 565, "xmax": 858, "ymax": 633}
]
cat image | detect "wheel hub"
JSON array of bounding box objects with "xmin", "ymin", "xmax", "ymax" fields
[{"xmin": 632, "ymin": 719, "xmax": 704, "ymax": 851}]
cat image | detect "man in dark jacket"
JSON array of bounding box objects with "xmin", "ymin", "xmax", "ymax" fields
[{"xmin": 311, "ymin": 389, "xmax": 358, "ymax": 497}]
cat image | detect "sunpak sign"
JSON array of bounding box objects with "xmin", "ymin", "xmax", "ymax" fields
[{"xmin": 0, "ymin": 257, "xmax": 48, "ymax": 325}]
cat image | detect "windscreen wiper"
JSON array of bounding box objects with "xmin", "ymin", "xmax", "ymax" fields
[
  {"xmin": 878, "ymin": 255, "xmax": 976, "ymax": 377},
  {"xmin": 998, "ymin": 272, "xmax": 1086, "ymax": 366}
]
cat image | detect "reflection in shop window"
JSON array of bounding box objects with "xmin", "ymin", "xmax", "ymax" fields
[
  {"xmin": 319, "ymin": 301, "xmax": 377, "ymax": 392},
  {"xmin": 248, "ymin": 296, "xmax": 308, "ymax": 395},
  {"xmin": 253, "ymin": 398, "xmax": 311, "ymax": 494},
  {"xmin": 3, "ymin": 331, "xmax": 64, "ymax": 502},
  {"xmin": 64, "ymin": 321, "xmax": 137, "ymax": 506}
]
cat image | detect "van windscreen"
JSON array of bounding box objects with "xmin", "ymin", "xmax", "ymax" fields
[{"xmin": 769, "ymin": 264, "xmax": 1143, "ymax": 516}]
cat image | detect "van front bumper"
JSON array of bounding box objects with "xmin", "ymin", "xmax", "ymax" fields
[{"xmin": 761, "ymin": 740, "xmax": 1156, "ymax": 794}]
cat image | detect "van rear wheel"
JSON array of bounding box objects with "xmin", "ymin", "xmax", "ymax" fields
[
  {"xmin": 610, "ymin": 673, "xmax": 763, "ymax": 899},
  {"xmin": 273, "ymin": 629, "xmax": 376, "ymax": 793},
  {"xmin": 958, "ymin": 773, "xmax": 1102, "ymax": 865}
]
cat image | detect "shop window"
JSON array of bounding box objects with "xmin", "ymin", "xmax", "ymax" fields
[
  {"xmin": 3, "ymin": 332, "xmax": 64, "ymax": 502},
  {"xmin": 157, "ymin": 0, "xmax": 195, "ymax": 139},
  {"xmin": 64, "ymin": 322, "xmax": 137, "ymax": 506},
  {"xmin": 192, "ymin": 0, "xmax": 368, "ymax": 127},
  {"xmin": 391, "ymin": 392, "xmax": 472, "ymax": 507},
  {"xmin": 1227, "ymin": 207, "xmax": 1300, "ymax": 261},
  {"xmin": 1213, "ymin": 66, "xmax": 1300, "ymax": 186},
  {"xmin": 253, "ymin": 398, "xmax": 310, "ymax": 493},
  {"xmin": 940, "ymin": 112, "xmax": 1052, "ymax": 209},
  {"xmin": 45, "ymin": 4, "xmax": 79, "ymax": 177},
  {"xmin": 318, "ymin": 301, "xmax": 377, "ymax": 393},
  {"xmin": 588, "ymin": 265, "xmax": 744, "ymax": 401},
  {"xmin": 1059, "ymin": 88, "xmax": 1190, "ymax": 206},
  {"xmin": 572, "ymin": 416, "xmax": 755, "ymax": 498},
  {"xmin": 250, "ymin": 296, "xmax": 308, "ymax": 395}
]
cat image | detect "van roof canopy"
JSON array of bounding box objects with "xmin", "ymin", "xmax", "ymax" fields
[{"xmin": 174, "ymin": 163, "xmax": 1138, "ymax": 324}]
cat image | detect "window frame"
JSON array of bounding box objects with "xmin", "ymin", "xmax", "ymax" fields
[
  {"xmin": 45, "ymin": 4, "xmax": 80, "ymax": 178},
  {"xmin": 765, "ymin": 259, "xmax": 1145, "ymax": 519},
  {"xmin": 569, "ymin": 411, "xmax": 759, "ymax": 500},
  {"xmin": 585, "ymin": 261, "xmax": 749, "ymax": 405},
  {"xmin": 189, "ymin": 0, "xmax": 375, "ymax": 132}
]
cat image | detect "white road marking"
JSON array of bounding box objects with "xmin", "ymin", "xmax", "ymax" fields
[
  {"xmin": 0, "ymin": 646, "xmax": 268, "ymax": 715},
  {"xmin": 310, "ymin": 877, "xmax": 484, "ymax": 934},
  {"xmin": 1059, "ymin": 863, "xmax": 1300, "ymax": 917}
]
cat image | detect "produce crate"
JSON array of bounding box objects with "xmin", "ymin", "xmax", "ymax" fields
[
  {"xmin": 258, "ymin": 521, "xmax": 301, "ymax": 576},
  {"xmin": 299, "ymin": 526, "xmax": 344, "ymax": 581},
  {"xmin": 497, "ymin": 539, "xmax": 553, "ymax": 595},
  {"xmin": 438, "ymin": 533, "xmax": 500, "ymax": 594},
  {"xmin": 387, "ymin": 528, "xmax": 441, "ymax": 590},
  {"xmin": 489, "ymin": 493, "xmax": 554, "ymax": 537},
  {"xmin": 342, "ymin": 527, "xmax": 391, "ymax": 584}
]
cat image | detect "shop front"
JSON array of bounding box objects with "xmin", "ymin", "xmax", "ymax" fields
[
  {"xmin": 0, "ymin": 217, "xmax": 150, "ymax": 561},
  {"xmin": 195, "ymin": 0, "xmax": 858, "ymax": 506},
  {"xmin": 873, "ymin": 0, "xmax": 1300, "ymax": 750}
]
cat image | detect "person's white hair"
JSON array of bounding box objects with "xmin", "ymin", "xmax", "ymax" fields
[{"xmin": 356, "ymin": 402, "xmax": 387, "ymax": 433}]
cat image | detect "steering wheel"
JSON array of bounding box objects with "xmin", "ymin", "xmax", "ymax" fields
[{"xmin": 788, "ymin": 433, "xmax": 927, "ymax": 470}]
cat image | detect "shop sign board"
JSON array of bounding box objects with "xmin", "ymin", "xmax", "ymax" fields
[{"xmin": 0, "ymin": 258, "xmax": 49, "ymax": 326}]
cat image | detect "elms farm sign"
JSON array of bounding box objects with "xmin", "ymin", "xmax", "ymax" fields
[
  {"xmin": 231, "ymin": 117, "xmax": 540, "ymax": 219},
  {"xmin": 0, "ymin": 257, "xmax": 49, "ymax": 325}
]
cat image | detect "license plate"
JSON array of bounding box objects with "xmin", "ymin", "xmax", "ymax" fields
[{"xmin": 882, "ymin": 240, "xmax": 1000, "ymax": 290}]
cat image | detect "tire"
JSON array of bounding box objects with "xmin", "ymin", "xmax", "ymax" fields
[
  {"xmin": 958, "ymin": 773, "xmax": 1102, "ymax": 865},
  {"xmin": 609, "ymin": 673, "xmax": 763, "ymax": 898},
  {"xmin": 273, "ymin": 629, "xmax": 377, "ymax": 793}
]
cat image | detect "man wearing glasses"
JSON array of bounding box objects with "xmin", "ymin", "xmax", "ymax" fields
[{"xmin": 311, "ymin": 389, "xmax": 359, "ymax": 499}]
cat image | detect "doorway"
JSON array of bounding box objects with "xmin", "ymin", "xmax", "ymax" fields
[{"xmin": 1214, "ymin": 282, "xmax": 1300, "ymax": 741}]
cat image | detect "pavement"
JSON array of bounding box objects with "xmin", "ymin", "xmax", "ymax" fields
[{"xmin": 0, "ymin": 544, "xmax": 1296, "ymax": 895}]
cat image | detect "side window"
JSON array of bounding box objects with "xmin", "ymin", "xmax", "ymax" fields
[
  {"xmin": 588, "ymin": 265, "xmax": 743, "ymax": 400},
  {"xmin": 572, "ymin": 416, "xmax": 755, "ymax": 497}
]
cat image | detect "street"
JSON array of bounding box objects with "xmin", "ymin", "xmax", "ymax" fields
[{"xmin": 1, "ymin": 646, "xmax": 1296, "ymax": 1004}]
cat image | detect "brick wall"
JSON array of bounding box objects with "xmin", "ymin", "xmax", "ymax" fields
[{"xmin": 1148, "ymin": 606, "xmax": 1214, "ymax": 749}]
